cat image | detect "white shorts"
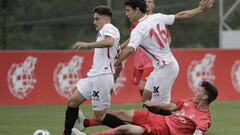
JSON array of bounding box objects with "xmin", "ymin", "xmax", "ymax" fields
[
  {"xmin": 145, "ymin": 57, "xmax": 179, "ymax": 104},
  {"xmin": 76, "ymin": 74, "xmax": 114, "ymax": 111}
]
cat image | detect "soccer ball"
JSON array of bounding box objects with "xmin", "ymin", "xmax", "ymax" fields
[{"xmin": 33, "ymin": 129, "xmax": 51, "ymax": 135}]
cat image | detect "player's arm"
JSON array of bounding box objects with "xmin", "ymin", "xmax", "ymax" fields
[
  {"xmin": 120, "ymin": 38, "xmax": 130, "ymax": 50},
  {"xmin": 114, "ymin": 62, "xmax": 122, "ymax": 81},
  {"xmin": 143, "ymin": 100, "xmax": 179, "ymax": 112},
  {"xmin": 175, "ymin": 0, "xmax": 214, "ymax": 22},
  {"xmin": 193, "ymin": 129, "xmax": 204, "ymax": 135},
  {"xmin": 114, "ymin": 46, "xmax": 134, "ymax": 67},
  {"xmin": 72, "ymin": 36, "xmax": 114, "ymax": 49}
]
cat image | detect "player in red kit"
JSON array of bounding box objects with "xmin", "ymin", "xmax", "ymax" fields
[{"xmin": 71, "ymin": 81, "xmax": 218, "ymax": 135}]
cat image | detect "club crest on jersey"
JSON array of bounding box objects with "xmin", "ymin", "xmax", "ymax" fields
[
  {"xmin": 53, "ymin": 55, "xmax": 83, "ymax": 98},
  {"xmin": 231, "ymin": 60, "xmax": 240, "ymax": 93},
  {"xmin": 7, "ymin": 56, "xmax": 38, "ymax": 99},
  {"xmin": 187, "ymin": 53, "xmax": 216, "ymax": 92}
]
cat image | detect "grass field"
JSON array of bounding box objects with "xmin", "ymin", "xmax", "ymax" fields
[{"xmin": 0, "ymin": 101, "xmax": 240, "ymax": 135}]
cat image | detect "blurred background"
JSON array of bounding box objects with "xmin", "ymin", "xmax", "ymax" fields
[{"xmin": 0, "ymin": 0, "xmax": 239, "ymax": 50}]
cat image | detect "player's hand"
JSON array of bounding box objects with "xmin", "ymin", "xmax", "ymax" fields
[
  {"xmin": 198, "ymin": 0, "xmax": 214, "ymax": 11},
  {"xmin": 110, "ymin": 89, "xmax": 116, "ymax": 97},
  {"xmin": 143, "ymin": 100, "xmax": 156, "ymax": 107},
  {"xmin": 115, "ymin": 46, "xmax": 122, "ymax": 60},
  {"xmin": 72, "ymin": 42, "xmax": 89, "ymax": 49}
]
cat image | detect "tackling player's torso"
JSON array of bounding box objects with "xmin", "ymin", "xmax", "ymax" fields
[
  {"xmin": 165, "ymin": 98, "xmax": 211, "ymax": 135},
  {"xmin": 87, "ymin": 23, "xmax": 120, "ymax": 77}
]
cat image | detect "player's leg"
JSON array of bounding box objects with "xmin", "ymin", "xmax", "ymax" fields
[
  {"xmin": 64, "ymin": 89, "xmax": 87, "ymax": 135},
  {"xmin": 72, "ymin": 124, "xmax": 145, "ymax": 135},
  {"xmin": 151, "ymin": 59, "xmax": 179, "ymax": 104},
  {"xmin": 139, "ymin": 66, "xmax": 154, "ymax": 96},
  {"xmin": 82, "ymin": 74, "xmax": 125, "ymax": 129},
  {"xmin": 63, "ymin": 78, "xmax": 92, "ymax": 135},
  {"xmin": 149, "ymin": 59, "xmax": 179, "ymax": 115},
  {"xmin": 142, "ymin": 70, "xmax": 154, "ymax": 102}
]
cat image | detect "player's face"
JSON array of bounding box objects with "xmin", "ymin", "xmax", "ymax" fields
[
  {"xmin": 195, "ymin": 85, "xmax": 208, "ymax": 101},
  {"xmin": 93, "ymin": 13, "xmax": 106, "ymax": 31},
  {"xmin": 146, "ymin": 0, "xmax": 155, "ymax": 14},
  {"xmin": 125, "ymin": 6, "xmax": 138, "ymax": 22}
]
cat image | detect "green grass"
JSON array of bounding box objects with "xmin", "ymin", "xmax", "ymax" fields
[{"xmin": 0, "ymin": 101, "xmax": 239, "ymax": 135}]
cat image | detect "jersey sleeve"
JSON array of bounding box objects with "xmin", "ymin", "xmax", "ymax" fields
[
  {"xmin": 156, "ymin": 13, "xmax": 175, "ymax": 25},
  {"xmin": 128, "ymin": 27, "xmax": 145, "ymax": 51},
  {"xmin": 102, "ymin": 24, "xmax": 117, "ymax": 39}
]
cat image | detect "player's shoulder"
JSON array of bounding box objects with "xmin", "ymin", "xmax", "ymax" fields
[
  {"xmin": 103, "ymin": 23, "xmax": 119, "ymax": 31},
  {"xmin": 150, "ymin": 13, "xmax": 169, "ymax": 19}
]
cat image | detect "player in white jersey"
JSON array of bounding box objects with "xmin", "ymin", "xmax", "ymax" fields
[
  {"xmin": 115, "ymin": 0, "xmax": 214, "ymax": 111},
  {"xmin": 62, "ymin": 6, "xmax": 122, "ymax": 135}
]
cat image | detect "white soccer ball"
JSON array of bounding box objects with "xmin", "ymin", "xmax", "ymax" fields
[{"xmin": 33, "ymin": 129, "xmax": 51, "ymax": 135}]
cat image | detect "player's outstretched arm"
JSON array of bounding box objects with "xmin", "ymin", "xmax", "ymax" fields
[
  {"xmin": 144, "ymin": 100, "xmax": 178, "ymax": 112},
  {"xmin": 72, "ymin": 36, "xmax": 114, "ymax": 49},
  {"xmin": 175, "ymin": 0, "xmax": 214, "ymax": 22}
]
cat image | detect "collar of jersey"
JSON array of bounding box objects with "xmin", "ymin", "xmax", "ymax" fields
[{"xmin": 138, "ymin": 15, "xmax": 148, "ymax": 23}]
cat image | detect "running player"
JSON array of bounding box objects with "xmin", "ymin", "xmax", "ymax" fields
[
  {"xmin": 61, "ymin": 5, "xmax": 123, "ymax": 135},
  {"xmin": 72, "ymin": 81, "xmax": 218, "ymax": 135},
  {"xmin": 115, "ymin": 0, "xmax": 214, "ymax": 111},
  {"xmin": 120, "ymin": 0, "xmax": 155, "ymax": 97}
]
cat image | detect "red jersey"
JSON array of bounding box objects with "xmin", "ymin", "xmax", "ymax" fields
[
  {"xmin": 165, "ymin": 98, "xmax": 211, "ymax": 135},
  {"xmin": 130, "ymin": 22, "xmax": 153, "ymax": 70}
]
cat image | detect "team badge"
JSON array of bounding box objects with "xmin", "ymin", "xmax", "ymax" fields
[
  {"xmin": 53, "ymin": 55, "xmax": 84, "ymax": 98},
  {"xmin": 187, "ymin": 53, "xmax": 216, "ymax": 92},
  {"xmin": 7, "ymin": 56, "xmax": 38, "ymax": 99}
]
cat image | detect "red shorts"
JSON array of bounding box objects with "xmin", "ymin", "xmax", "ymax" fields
[
  {"xmin": 132, "ymin": 67, "xmax": 153, "ymax": 85},
  {"xmin": 132, "ymin": 110, "xmax": 170, "ymax": 135}
]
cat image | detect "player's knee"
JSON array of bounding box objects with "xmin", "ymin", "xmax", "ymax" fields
[
  {"xmin": 67, "ymin": 96, "xmax": 81, "ymax": 107},
  {"xmin": 67, "ymin": 91, "xmax": 86, "ymax": 107},
  {"xmin": 94, "ymin": 111, "xmax": 107, "ymax": 121},
  {"xmin": 113, "ymin": 110, "xmax": 129, "ymax": 117},
  {"xmin": 117, "ymin": 125, "xmax": 132, "ymax": 134}
]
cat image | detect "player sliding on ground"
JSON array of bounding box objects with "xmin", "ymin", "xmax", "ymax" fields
[{"xmin": 72, "ymin": 81, "xmax": 218, "ymax": 135}]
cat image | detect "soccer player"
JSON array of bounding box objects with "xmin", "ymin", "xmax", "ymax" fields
[
  {"xmin": 71, "ymin": 81, "xmax": 218, "ymax": 135},
  {"xmin": 61, "ymin": 5, "xmax": 123, "ymax": 135},
  {"xmin": 115, "ymin": 0, "xmax": 214, "ymax": 112},
  {"xmin": 120, "ymin": 0, "xmax": 155, "ymax": 98}
]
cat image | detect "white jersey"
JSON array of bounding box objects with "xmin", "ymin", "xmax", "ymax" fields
[
  {"xmin": 87, "ymin": 23, "xmax": 120, "ymax": 77},
  {"xmin": 129, "ymin": 13, "xmax": 175, "ymax": 67}
]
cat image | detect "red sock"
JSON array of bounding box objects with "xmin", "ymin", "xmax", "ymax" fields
[
  {"xmin": 84, "ymin": 118, "xmax": 102, "ymax": 127},
  {"xmin": 89, "ymin": 129, "xmax": 117, "ymax": 135}
]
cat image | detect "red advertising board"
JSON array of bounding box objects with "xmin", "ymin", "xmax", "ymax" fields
[{"xmin": 0, "ymin": 49, "xmax": 239, "ymax": 105}]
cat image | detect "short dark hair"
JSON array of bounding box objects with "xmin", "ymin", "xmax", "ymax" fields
[
  {"xmin": 201, "ymin": 81, "xmax": 218, "ymax": 104},
  {"xmin": 92, "ymin": 5, "xmax": 112, "ymax": 18},
  {"xmin": 124, "ymin": 0, "xmax": 147, "ymax": 13}
]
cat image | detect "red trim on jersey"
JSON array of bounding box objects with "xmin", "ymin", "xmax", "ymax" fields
[
  {"xmin": 138, "ymin": 15, "xmax": 148, "ymax": 23},
  {"xmin": 140, "ymin": 45, "xmax": 159, "ymax": 61},
  {"xmin": 130, "ymin": 21, "xmax": 138, "ymax": 30},
  {"xmin": 107, "ymin": 48, "xmax": 113, "ymax": 73},
  {"xmin": 140, "ymin": 45, "xmax": 166, "ymax": 65}
]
